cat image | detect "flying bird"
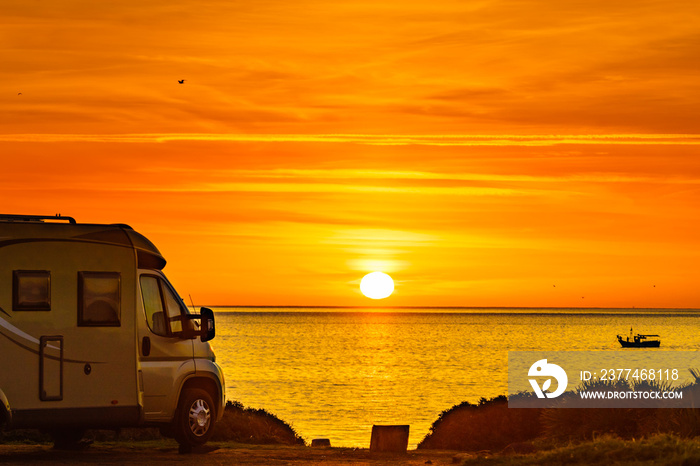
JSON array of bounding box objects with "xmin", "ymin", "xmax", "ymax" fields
[
  {"xmin": 178, "ymin": 79, "xmax": 186, "ymax": 84},
  {"xmin": 17, "ymin": 93, "xmax": 22, "ymax": 95}
]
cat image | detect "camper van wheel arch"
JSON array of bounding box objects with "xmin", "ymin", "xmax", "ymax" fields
[
  {"xmin": 174, "ymin": 388, "xmax": 216, "ymax": 449},
  {"xmin": 0, "ymin": 390, "xmax": 10, "ymax": 429},
  {"xmin": 0, "ymin": 407, "xmax": 7, "ymax": 430}
]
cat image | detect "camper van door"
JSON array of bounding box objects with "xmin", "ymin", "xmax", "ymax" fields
[{"xmin": 137, "ymin": 272, "xmax": 195, "ymax": 421}]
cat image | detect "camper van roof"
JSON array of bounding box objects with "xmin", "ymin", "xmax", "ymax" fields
[
  {"xmin": 0, "ymin": 214, "xmax": 136, "ymax": 229},
  {"xmin": 0, "ymin": 214, "xmax": 166, "ymax": 270}
]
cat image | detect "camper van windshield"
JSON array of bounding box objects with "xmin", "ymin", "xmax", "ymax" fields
[{"xmin": 140, "ymin": 274, "xmax": 192, "ymax": 337}]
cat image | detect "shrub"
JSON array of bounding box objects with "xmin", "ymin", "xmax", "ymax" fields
[
  {"xmin": 541, "ymin": 371, "xmax": 700, "ymax": 441},
  {"xmin": 418, "ymin": 396, "xmax": 542, "ymax": 451},
  {"xmin": 421, "ymin": 370, "xmax": 700, "ymax": 452},
  {"xmin": 211, "ymin": 400, "xmax": 305, "ymax": 445}
]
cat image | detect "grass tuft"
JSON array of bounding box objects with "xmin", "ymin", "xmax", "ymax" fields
[{"xmin": 461, "ymin": 434, "xmax": 700, "ymax": 465}]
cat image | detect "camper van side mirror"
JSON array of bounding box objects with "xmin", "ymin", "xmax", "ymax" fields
[
  {"xmin": 178, "ymin": 322, "xmax": 198, "ymax": 340},
  {"xmin": 200, "ymin": 307, "xmax": 215, "ymax": 342}
]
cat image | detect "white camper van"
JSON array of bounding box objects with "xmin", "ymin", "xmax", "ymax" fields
[{"xmin": 0, "ymin": 214, "xmax": 225, "ymax": 450}]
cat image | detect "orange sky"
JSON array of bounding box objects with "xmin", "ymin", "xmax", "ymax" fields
[{"xmin": 2, "ymin": 1, "xmax": 700, "ymax": 307}]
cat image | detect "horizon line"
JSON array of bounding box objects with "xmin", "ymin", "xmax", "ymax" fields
[
  {"xmin": 3, "ymin": 133, "xmax": 700, "ymax": 146},
  {"xmin": 197, "ymin": 305, "xmax": 700, "ymax": 311}
]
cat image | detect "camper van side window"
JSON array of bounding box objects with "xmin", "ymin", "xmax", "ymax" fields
[
  {"xmin": 13, "ymin": 270, "xmax": 51, "ymax": 311},
  {"xmin": 78, "ymin": 272, "xmax": 121, "ymax": 327}
]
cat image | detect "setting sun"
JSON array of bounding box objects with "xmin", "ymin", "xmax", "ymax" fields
[{"xmin": 360, "ymin": 272, "xmax": 394, "ymax": 300}]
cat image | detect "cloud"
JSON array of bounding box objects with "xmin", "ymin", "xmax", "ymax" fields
[{"xmin": 5, "ymin": 0, "xmax": 700, "ymax": 135}]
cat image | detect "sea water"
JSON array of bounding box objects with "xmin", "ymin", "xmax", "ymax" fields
[{"xmin": 211, "ymin": 308, "xmax": 700, "ymax": 448}]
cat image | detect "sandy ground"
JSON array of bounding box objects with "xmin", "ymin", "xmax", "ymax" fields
[{"xmin": 0, "ymin": 443, "xmax": 472, "ymax": 465}]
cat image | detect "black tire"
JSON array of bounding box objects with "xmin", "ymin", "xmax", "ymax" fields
[{"xmin": 174, "ymin": 388, "xmax": 216, "ymax": 448}]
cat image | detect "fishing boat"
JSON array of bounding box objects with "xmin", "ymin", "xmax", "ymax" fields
[{"xmin": 617, "ymin": 329, "xmax": 661, "ymax": 348}]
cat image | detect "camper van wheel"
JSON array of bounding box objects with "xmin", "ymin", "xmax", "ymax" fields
[{"xmin": 175, "ymin": 388, "xmax": 216, "ymax": 449}]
